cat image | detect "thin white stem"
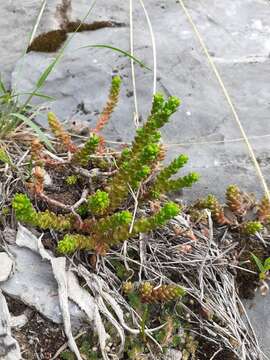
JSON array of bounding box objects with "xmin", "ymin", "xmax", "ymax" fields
[
  {"xmin": 28, "ymin": 0, "xmax": 47, "ymax": 47},
  {"xmin": 129, "ymin": 0, "xmax": 140, "ymax": 128},
  {"xmin": 138, "ymin": 0, "xmax": 157, "ymax": 95}
]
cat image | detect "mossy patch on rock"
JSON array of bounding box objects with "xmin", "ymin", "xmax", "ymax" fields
[
  {"xmin": 27, "ymin": 21, "xmax": 125, "ymax": 53},
  {"xmin": 65, "ymin": 20, "xmax": 124, "ymax": 33},
  {"xmin": 27, "ymin": 30, "xmax": 67, "ymax": 53}
]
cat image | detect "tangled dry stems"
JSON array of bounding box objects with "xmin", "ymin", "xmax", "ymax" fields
[
  {"xmin": 0, "ymin": 140, "xmax": 266, "ymax": 359},
  {"xmin": 0, "ymin": 100, "xmax": 266, "ymax": 359}
]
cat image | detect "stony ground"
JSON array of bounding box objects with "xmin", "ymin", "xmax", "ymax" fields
[
  {"xmin": 1, "ymin": 0, "xmax": 270, "ymax": 358},
  {"xmin": 6, "ymin": 296, "xmax": 66, "ymax": 360}
]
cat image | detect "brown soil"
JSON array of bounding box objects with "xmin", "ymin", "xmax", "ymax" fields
[
  {"xmin": 39, "ymin": 163, "xmax": 85, "ymax": 212},
  {"xmin": 197, "ymin": 339, "xmax": 238, "ymax": 360},
  {"xmin": 236, "ymin": 268, "xmax": 258, "ymax": 299},
  {"xmin": 6, "ymin": 296, "xmax": 66, "ymax": 360},
  {"xmin": 235, "ymin": 235, "xmax": 270, "ymax": 299}
]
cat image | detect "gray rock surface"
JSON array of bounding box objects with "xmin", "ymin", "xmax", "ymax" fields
[
  {"xmin": 1, "ymin": 245, "xmax": 84, "ymax": 327},
  {"xmin": 6, "ymin": 0, "xmax": 270, "ymax": 203},
  {"xmin": 2, "ymin": 0, "xmax": 270, "ymax": 357},
  {"xmin": 0, "ymin": 291, "xmax": 21, "ymax": 360},
  {"xmin": 0, "ymin": 0, "xmax": 58, "ymax": 88},
  {"xmin": 0, "ymin": 253, "xmax": 13, "ymax": 282},
  {"xmin": 165, "ymin": 349, "xmax": 182, "ymax": 360},
  {"xmin": 243, "ymin": 292, "xmax": 270, "ymax": 359}
]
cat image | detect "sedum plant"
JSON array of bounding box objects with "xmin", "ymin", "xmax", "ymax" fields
[
  {"xmin": 12, "ymin": 79, "xmax": 199, "ymax": 255},
  {"xmin": 241, "ymin": 221, "xmax": 263, "ymax": 236},
  {"xmin": 71, "ymin": 133, "xmax": 100, "ymax": 166},
  {"xmin": 93, "ymin": 75, "xmax": 121, "ymax": 133},
  {"xmin": 48, "ymin": 111, "xmax": 77, "ymax": 152},
  {"xmin": 194, "ymin": 185, "xmax": 266, "ymax": 237},
  {"xmin": 12, "ymin": 194, "xmax": 72, "ymax": 231},
  {"xmin": 122, "ymin": 281, "xmax": 185, "ymax": 304},
  {"xmin": 139, "ymin": 282, "xmax": 185, "ymax": 303},
  {"xmin": 226, "ymin": 184, "xmax": 244, "ymax": 215},
  {"xmin": 195, "ymin": 194, "xmax": 227, "ymax": 225},
  {"xmin": 257, "ymin": 196, "xmax": 270, "ymax": 224}
]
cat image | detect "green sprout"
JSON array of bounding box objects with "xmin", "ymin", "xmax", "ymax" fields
[
  {"xmin": 71, "ymin": 133, "xmax": 100, "ymax": 166},
  {"xmin": 241, "ymin": 221, "xmax": 263, "ymax": 235},
  {"xmin": 251, "ymin": 253, "xmax": 270, "ymax": 280},
  {"xmin": 87, "ymin": 190, "xmax": 110, "ymax": 215},
  {"xmin": 0, "ymin": 147, "xmax": 12, "ymax": 165},
  {"xmin": 65, "ymin": 175, "xmax": 78, "ymax": 186}
]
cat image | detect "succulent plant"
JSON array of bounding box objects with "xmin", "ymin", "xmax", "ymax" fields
[
  {"xmin": 12, "ymin": 85, "xmax": 198, "ymax": 255},
  {"xmin": 257, "ymin": 196, "xmax": 270, "ymax": 224},
  {"xmin": 139, "ymin": 282, "xmax": 185, "ymax": 303},
  {"xmin": 226, "ymin": 184, "xmax": 244, "ymax": 215},
  {"xmin": 197, "ymin": 194, "xmax": 227, "ymax": 225},
  {"xmin": 241, "ymin": 221, "xmax": 263, "ymax": 236}
]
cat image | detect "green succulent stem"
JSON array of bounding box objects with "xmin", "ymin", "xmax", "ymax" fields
[
  {"xmin": 154, "ymin": 154, "xmax": 189, "ymax": 181},
  {"xmin": 127, "ymin": 94, "xmax": 180, "ymax": 160},
  {"xmin": 12, "ymin": 92, "xmax": 196, "ymax": 258},
  {"xmin": 92, "ymin": 210, "xmax": 133, "ymax": 234},
  {"xmin": 241, "ymin": 221, "xmax": 263, "ymax": 235},
  {"xmin": 58, "ymin": 234, "xmax": 95, "ymax": 254},
  {"xmin": 12, "ymin": 193, "xmax": 72, "ymax": 231},
  {"xmin": 87, "ymin": 190, "xmax": 110, "ymax": 215},
  {"xmin": 106, "ymin": 94, "xmax": 181, "ymax": 210},
  {"xmin": 131, "ymin": 202, "xmax": 181, "ymax": 235},
  {"xmin": 71, "ymin": 133, "xmax": 100, "ymax": 166},
  {"xmin": 94, "ymin": 76, "xmax": 121, "ymax": 132},
  {"xmin": 149, "ymin": 171, "xmax": 199, "ymax": 199},
  {"xmin": 106, "ymin": 143, "xmax": 160, "ymax": 210},
  {"xmin": 57, "ymin": 202, "xmax": 180, "ymax": 253}
]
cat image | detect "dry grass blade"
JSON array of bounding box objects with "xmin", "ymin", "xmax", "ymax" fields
[{"xmin": 98, "ymin": 213, "xmax": 265, "ymax": 359}]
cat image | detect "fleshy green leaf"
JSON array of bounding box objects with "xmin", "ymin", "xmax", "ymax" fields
[
  {"xmin": 263, "ymin": 257, "xmax": 270, "ymax": 271},
  {"xmin": 0, "ymin": 148, "xmax": 12, "ymax": 165},
  {"xmin": 251, "ymin": 253, "xmax": 265, "ymax": 273}
]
